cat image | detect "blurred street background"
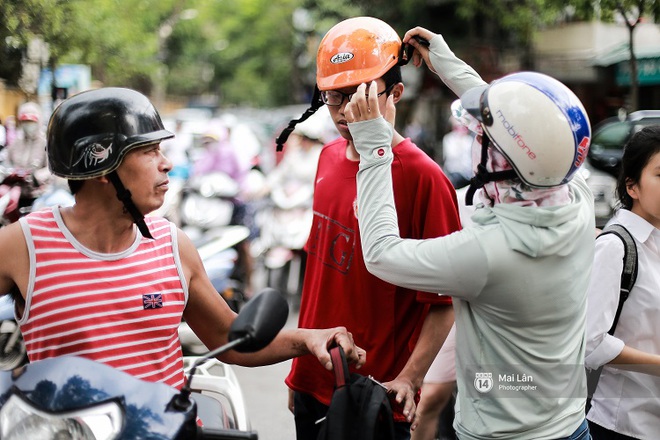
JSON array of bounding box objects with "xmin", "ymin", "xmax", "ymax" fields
[
  {"xmin": 2, "ymin": 1, "xmax": 659, "ymax": 163},
  {"xmin": 1, "ymin": 2, "xmax": 659, "ymax": 439}
]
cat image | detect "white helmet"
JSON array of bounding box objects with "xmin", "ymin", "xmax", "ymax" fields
[{"xmin": 461, "ymin": 72, "xmax": 591, "ymax": 189}]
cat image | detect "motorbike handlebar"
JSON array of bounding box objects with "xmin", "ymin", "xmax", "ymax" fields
[{"xmin": 198, "ymin": 427, "xmax": 258, "ymax": 439}]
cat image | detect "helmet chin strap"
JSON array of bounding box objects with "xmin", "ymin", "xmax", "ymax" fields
[
  {"xmin": 107, "ymin": 171, "xmax": 154, "ymax": 239},
  {"xmin": 465, "ymin": 133, "xmax": 518, "ymax": 206},
  {"xmin": 275, "ymin": 86, "xmax": 324, "ymax": 151}
]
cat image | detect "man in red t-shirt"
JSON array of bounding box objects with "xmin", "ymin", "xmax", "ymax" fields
[{"xmin": 279, "ymin": 17, "xmax": 461, "ymax": 440}]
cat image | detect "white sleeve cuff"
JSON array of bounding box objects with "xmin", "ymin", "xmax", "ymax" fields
[
  {"xmin": 348, "ymin": 117, "xmax": 394, "ymax": 163},
  {"xmin": 584, "ymin": 335, "xmax": 625, "ymax": 369}
]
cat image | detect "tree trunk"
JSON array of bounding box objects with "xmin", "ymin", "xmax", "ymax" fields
[{"xmin": 627, "ymin": 24, "xmax": 639, "ymax": 112}]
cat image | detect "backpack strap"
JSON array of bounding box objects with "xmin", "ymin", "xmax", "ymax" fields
[
  {"xmin": 597, "ymin": 223, "xmax": 638, "ymax": 335},
  {"xmin": 330, "ymin": 346, "xmax": 350, "ymax": 388},
  {"xmin": 587, "ymin": 223, "xmax": 639, "ymax": 405},
  {"xmin": 359, "ymin": 379, "xmax": 395, "ymax": 440}
]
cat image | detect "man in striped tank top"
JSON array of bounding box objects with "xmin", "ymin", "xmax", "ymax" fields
[{"xmin": 0, "ymin": 88, "xmax": 365, "ymax": 392}]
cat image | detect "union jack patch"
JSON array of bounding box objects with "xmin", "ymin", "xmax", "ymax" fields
[{"xmin": 143, "ymin": 294, "xmax": 163, "ymax": 309}]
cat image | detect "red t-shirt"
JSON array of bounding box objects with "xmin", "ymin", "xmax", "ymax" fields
[{"xmin": 286, "ymin": 137, "xmax": 461, "ymax": 421}]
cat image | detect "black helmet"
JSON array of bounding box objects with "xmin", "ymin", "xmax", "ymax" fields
[{"xmin": 47, "ymin": 87, "xmax": 173, "ymax": 179}]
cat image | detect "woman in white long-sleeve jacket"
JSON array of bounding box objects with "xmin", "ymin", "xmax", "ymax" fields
[{"xmin": 345, "ymin": 27, "xmax": 596, "ymax": 440}]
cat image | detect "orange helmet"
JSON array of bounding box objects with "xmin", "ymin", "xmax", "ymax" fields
[{"xmin": 316, "ymin": 17, "xmax": 402, "ymax": 91}]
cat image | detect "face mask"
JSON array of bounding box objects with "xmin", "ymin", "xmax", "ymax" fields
[{"xmin": 22, "ymin": 122, "xmax": 39, "ymax": 137}]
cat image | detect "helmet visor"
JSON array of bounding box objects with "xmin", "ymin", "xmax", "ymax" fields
[{"xmin": 460, "ymin": 85, "xmax": 489, "ymax": 122}]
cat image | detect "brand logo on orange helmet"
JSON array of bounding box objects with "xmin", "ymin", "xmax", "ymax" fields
[{"xmin": 330, "ymin": 53, "xmax": 354, "ymax": 64}]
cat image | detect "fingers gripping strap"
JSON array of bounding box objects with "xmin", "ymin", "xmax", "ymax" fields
[{"xmin": 330, "ymin": 346, "xmax": 350, "ymax": 388}]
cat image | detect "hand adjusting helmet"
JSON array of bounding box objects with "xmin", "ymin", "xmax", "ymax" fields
[
  {"xmin": 47, "ymin": 87, "xmax": 174, "ymax": 238},
  {"xmin": 461, "ymin": 72, "xmax": 591, "ymax": 205},
  {"xmin": 276, "ymin": 16, "xmax": 410, "ymax": 150}
]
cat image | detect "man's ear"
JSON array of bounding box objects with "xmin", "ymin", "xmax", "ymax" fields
[
  {"xmin": 390, "ymin": 83, "xmax": 404, "ymax": 104},
  {"xmin": 96, "ymin": 174, "xmax": 113, "ymax": 187}
]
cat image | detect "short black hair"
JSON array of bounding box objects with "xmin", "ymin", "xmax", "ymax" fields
[
  {"xmin": 616, "ymin": 125, "xmax": 660, "ymax": 210},
  {"xmin": 381, "ymin": 65, "xmax": 402, "ymax": 90},
  {"xmin": 68, "ymin": 179, "xmax": 85, "ymax": 194}
]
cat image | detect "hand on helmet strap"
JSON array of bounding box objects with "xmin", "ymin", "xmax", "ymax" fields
[{"xmin": 399, "ymin": 36, "xmax": 430, "ymax": 66}]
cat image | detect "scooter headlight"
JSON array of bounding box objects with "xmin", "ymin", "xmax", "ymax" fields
[{"xmin": 0, "ymin": 393, "xmax": 123, "ymax": 440}]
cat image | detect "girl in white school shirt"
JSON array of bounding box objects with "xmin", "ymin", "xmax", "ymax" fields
[{"xmin": 585, "ymin": 126, "xmax": 660, "ymax": 440}]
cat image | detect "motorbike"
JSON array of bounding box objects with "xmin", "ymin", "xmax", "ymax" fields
[
  {"xmin": 1, "ymin": 166, "xmax": 74, "ymax": 223},
  {"xmin": 179, "ymin": 171, "xmax": 251, "ymax": 313},
  {"xmin": 0, "ymin": 167, "xmax": 31, "ymax": 225},
  {"xmin": 0, "ymin": 288, "xmax": 289, "ymax": 440},
  {"xmin": 0, "ymin": 296, "xmax": 26, "ymax": 371},
  {"xmin": 252, "ymin": 181, "xmax": 313, "ymax": 310},
  {"xmin": 178, "ymin": 224, "xmax": 251, "ymax": 356}
]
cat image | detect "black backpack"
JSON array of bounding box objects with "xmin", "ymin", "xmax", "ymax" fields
[
  {"xmin": 317, "ymin": 346, "xmax": 396, "ymax": 440},
  {"xmin": 586, "ymin": 223, "xmax": 638, "ymax": 410}
]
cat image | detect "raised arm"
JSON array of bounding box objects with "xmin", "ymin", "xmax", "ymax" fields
[
  {"xmin": 345, "ymin": 83, "xmax": 487, "ymax": 299},
  {"xmin": 403, "ymin": 27, "xmax": 485, "ymax": 96}
]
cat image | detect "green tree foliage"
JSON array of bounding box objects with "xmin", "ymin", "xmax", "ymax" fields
[
  {"xmin": 0, "ymin": 0, "xmax": 75, "ymax": 90},
  {"xmin": 6, "ymin": 0, "xmax": 654, "ymax": 109},
  {"xmin": 189, "ymin": 0, "xmax": 303, "ymax": 107},
  {"xmin": 453, "ymin": 0, "xmax": 566, "ymax": 70},
  {"xmin": 454, "ymin": 0, "xmax": 659, "ymax": 110},
  {"xmin": 1, "ymin": 0, "xmax": 314, "ymax": 106}
]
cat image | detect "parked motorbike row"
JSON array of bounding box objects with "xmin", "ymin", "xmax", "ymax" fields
[{"xmin": 156, "ymin": 162, "xmax": 314, "ymax": 318}]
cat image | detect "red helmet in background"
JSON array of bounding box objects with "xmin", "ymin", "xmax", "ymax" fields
[{"xmin": 17, "ymin": 102, "xmax": 42, "ymax": 123}]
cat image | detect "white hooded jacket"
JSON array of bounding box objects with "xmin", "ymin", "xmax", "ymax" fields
[{"xmin": 350, "ymin": 34, "xmax": 596, "ymax": 440}]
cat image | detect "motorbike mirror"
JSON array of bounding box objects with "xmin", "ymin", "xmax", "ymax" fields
[{"xmin": 228, "ymin": 288, "xmax": 289, "ymax": 353}]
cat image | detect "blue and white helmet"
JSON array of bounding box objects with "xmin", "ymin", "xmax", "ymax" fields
[{"xmin": 460, "ymin": 72, "xmax": 591, "ymax": 188}]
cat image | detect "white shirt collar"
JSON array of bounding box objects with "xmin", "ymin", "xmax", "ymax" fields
[{"xmin": 611, "ymin": 208, "xmax": 656, "ymax": 245}]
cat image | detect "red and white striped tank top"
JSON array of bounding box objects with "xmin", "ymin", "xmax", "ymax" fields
[{"xmin": 19, "ymin": 208, "xmax": 189, "ymax": 390}]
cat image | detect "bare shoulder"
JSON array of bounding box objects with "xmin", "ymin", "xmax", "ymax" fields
[
  {"xmin": 174, "ymin": 227, "xmax": 204, "ymax": 280},
  {"xmin": 175, "ymin": 228, "xmax": 200, "ymax": 260},
  {"xmin": 0, "ymin": 221, "xmax": 27, "ymax": 256}
]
